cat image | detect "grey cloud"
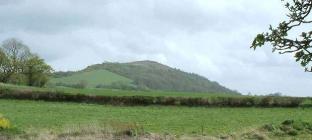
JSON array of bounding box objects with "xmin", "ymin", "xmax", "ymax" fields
[
  {"xmin": 0, "ymin": 0, "xmax": 311, "ymax": 96},
  {"xmin": 0, "ymin": 0, "xmax": 22, "ymax": 5},
  {"xmin": 0, "ymin": 0, "xmax": 94, "ymax": 34}
]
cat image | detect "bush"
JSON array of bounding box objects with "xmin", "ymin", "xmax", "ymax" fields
[
  {"xmin": 262, "ymin": 120, "xmax": 312, "ymax": 137},
  {"xmin": 0, "ymin": 115, "xmax": 11, "ymax": 130},
  {"xmin": 7, "ymin": 73, "xmax": 27, "ymax": 85},
  {"xmin": 299, "ymin": 98, "xmax": 312, "ymax": 108},
  {"xmin": 260, "ymin": 97, "xmax": 274, "ymax": 107}
]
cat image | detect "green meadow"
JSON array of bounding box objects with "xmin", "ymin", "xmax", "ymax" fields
[
  {"xmin": 1, "ymin": 84, "xmax": 312, "ymax": 139},
  {"xmin": 1, "ymin": 99, "xmax": 312, "ymax": 136}
]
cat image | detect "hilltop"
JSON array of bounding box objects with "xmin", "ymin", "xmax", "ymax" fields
[{"xmin": 50, "ymin": 60, "xmax": 239, "ymax": 94}]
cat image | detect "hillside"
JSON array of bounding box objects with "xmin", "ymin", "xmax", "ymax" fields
[
  {"xmin": 50, "ymin": 69, "xmax": 132, "ymax": 88},
  {"xmin": 50, "ymin": 60, "xmax": 238, "ymax": 94}
]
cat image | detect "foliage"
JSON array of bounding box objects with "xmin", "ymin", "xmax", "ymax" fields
[
  {"xmin": 0, "ymin": 38, "xmax": 53, "ymax": 87},
  {"xmin": 0, "ymin": 115, "xmax": 11, "ymax": 130},
  {"xmin": 24, "ymin": 55, "xmax": 53, "ymax": 87},
  {"xmin": 0, "ymin": 48, "xmax": 10, "ymax": 82},
  {"xmin": 252, "ymin": 0, "xmax": 312, "ymax": 72},
  {"xmin": 7, "ymin": 73, "xmax": 27, "ymax": 85},
  {"xmin": 299, "ymin": 98, "xmax": 312, "ymax": 108},
  {"xmin": 262, "ymin": 120, "xmax": 312, "ymax": 137},
  {"xmin": 1, "ymin": 38, "xmax": 31, "ymax": 74}
]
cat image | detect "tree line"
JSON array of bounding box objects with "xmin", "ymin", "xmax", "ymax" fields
[{"xmin": 0, "ymin": 38, "xmax": 53, "ymax": 87}]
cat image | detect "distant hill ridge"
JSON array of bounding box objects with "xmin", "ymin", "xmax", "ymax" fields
[{"xmin": 51, "ymin": 60, "xmax": 239, "ymax": 94}]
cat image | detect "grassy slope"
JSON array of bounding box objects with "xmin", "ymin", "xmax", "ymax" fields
[
  {"xmin": 78, "ymin": 61, "xmax": 239, "ymax": 94},
  {"xmin": 0, "ymin": 83, "xmax": 239, "ymax": 98},
  {"xmin": 49, "ymin": 69, "xmax": 132, "ymax": 88},
  {"xmin": 1, "ymin": 99, "xmax": 312, "ymax": 136}
]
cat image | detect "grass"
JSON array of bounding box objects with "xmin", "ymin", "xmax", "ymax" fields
[
  {"xmin": 49, "ymin": 69, "xmax": 132, "ymax": 88},
  {"xmin": 1, "ymin": 99, "xmax": 312, "ymax": 136},
  {"xmin": 0, "ymin": 83, "xmax": 239, "ymax": 98}
]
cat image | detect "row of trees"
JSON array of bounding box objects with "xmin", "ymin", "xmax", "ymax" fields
[{"xmin": 0, "ymin": 38, "xmax": 53, "ymax": 87}]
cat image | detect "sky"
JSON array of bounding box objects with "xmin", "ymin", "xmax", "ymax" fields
[{"xmin": 0, "ymin": 0, "xmax": 311, "ymax": 96}]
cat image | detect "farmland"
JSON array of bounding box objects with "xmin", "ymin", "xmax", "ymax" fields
[
  {"xmin": 1, "ymin": 99, "xmax": 312, "ymax": 139},
  {"xmin": 1, "ymin": 83, "xmax": 312, "ymax": 139},
  {"xmin": 0, "ymin": 57, "xmax": 311, "ymax": 140}
]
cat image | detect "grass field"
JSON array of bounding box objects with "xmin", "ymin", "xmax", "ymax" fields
[
  {"xmin": 1, "ymin": 99, "xmax": 312, "ymax": 136},
  {"xmin": 49, "ymin": 69, "xmax": 132, "ymax": 88},
  {"xmin": 1, "ymin": 84, "xmax": 312, "ymax": 139}
]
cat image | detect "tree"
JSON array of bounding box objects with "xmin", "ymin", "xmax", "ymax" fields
[
  {"xmin": 0, "ymin": 38, "xmax": 53, "ymax": 87},
  {"xmin": 1, "ymin": 38, "xmax": 31, "ymax": 73},
  {"xmin": 0, "ymin": 48, "xmax": 10, "ymax": 82},
  {"xmin": 251, "ymin": 0, "xmax": 312, "ymax": 72},
  {"xmin": 1, "ymin": 38, "xmax": 31, "ymax": 83},
  {"xmin": 23, "ymin": 55, "xmax": 53, "ymax": 87}
]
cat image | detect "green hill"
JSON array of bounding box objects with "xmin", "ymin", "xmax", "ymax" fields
[
  {"xmin": 50, "ymin": 69, "xmax": 132, "ymax": 88},
  {"xmin": 61, "ymin": 60, "xmax": 237, "ymax": 94}
]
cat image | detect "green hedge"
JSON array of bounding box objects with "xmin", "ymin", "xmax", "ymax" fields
[{"xmin": 0, "ymin": 88, "xmax": 306, "ymax": 107}]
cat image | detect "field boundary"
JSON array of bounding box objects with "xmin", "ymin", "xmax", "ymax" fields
[{"xmin": 0, "ymin": 88, "xmax": 309, "ymax": 107}]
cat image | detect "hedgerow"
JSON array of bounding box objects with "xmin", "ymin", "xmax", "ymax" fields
[{"xmin": 0, "ymin": 88, "xmax": 307, "ymax": 107}]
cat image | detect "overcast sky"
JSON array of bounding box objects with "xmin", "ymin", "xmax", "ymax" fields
[{"xmin": 0, "ymin": 0, "xmax": 311, "ymax": 96}]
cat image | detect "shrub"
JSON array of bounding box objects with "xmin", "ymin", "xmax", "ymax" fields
[
  {"xmin": 0, "ymin": 115, "xmax": 11, "ymax": 130},
  {"xmin": 260, "ymin": 97, "xmax": 274, "ymax": 107},
  {"xmin": 262, "ymin": 124, "xmax": 275, "ymax": 132},
  {"xmin": 299, "ymin": 98, "xmax": 312, "ymax": 108},
  {"xmin": 8, "ymin": 73, "xmax": 27, "ymax": 85},
  {"xmin": 180, "ymin": 98, "xmax": 209, "ymax": 106},
  {"xmin": 263, "ymin": 120, "xmax": 312, "ymax": 137}
]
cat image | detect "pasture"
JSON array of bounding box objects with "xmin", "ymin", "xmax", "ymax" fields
[
  {"xmin": 1, "ymin": 99, "xmax": 312, "ymax": 136},
  {"xmin": 1, "ymin": 84, "xmax": 312, "ymax": 139}
]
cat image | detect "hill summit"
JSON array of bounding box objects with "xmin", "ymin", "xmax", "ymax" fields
[{"xmin": 51, "ymin": 60, "xmax": 239, "ymax": 94}]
